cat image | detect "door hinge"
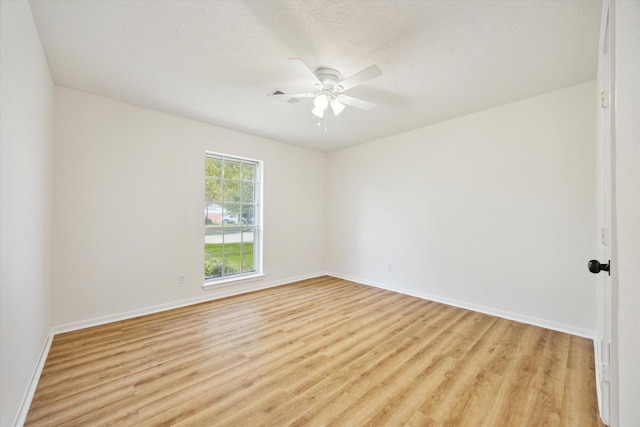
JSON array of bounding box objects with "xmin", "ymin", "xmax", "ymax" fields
[
  {"xmin": 601, "ymin": 227, "xmax": 610, "ymax": 246},
  {"xmin": 602, "ymin": 364, "xmax": 610, "ymax": 383},
  {"xmin": 601, "ymin": 90, "xmax": 609, "ymax": 109}
]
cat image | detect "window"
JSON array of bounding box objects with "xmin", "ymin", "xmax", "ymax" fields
[{"xmin": 204, "ymin": 152, "xmax": 262, "ymax": 282}]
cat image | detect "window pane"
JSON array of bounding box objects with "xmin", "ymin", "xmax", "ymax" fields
[
  {"xmin": 223, "ymin": 204, "xmax": 241, "ymax": 225},
  {"xmin": 224, "ymin": 180, "xmax": 242, "ymax": 203},
  {"xmin": 204, "ymin": 203, "xmax": 220, "ymax": 225},
  {"xmin": 205, "ymin": 179, "xmax": 223, "ymax": 203},
  {"xmin": 241, "ymin": 229, "xmax": 254, "ymax": 244},
  {"xmin": 241, "ymin": 163, "xmax": 255, "ymax": 181},
  {"xmin": 206, "ymin": 249, "xmax": 255, "ymax": 277},
  {"xmin": 204, "ymin": 241, "xmax": 223, "ymax": 256},
  {"xmin": 241, "ymin": 230, "xmax": 255, "ymax": 273},
  {"xmin": 205, "ymin": 255, "xmax": 223, "ymax": 279},
  {"xmin": 223, "ymin": 246, "xmax": 241, "ymax": 275},
  {"xmin": 240, "ymin": 206, "xmax": 255, "ymax": 225},
  {"xmin": 224, "ymin": 161, "xmax": 241, "ymax": 179},
  {"xmin": 206, "ymin": 224, "xmax": 223, "ymax": 237},
  {"xmin": 206, "ymin": 158, "xmax": 223, "ymax": 177},
  {"xmin": 241, "ymin": 182, "xmax": 254, "ymax": 203},
  {"xmin": 241, "ymin": 252, "xmax": 255, "ymax": 273}
]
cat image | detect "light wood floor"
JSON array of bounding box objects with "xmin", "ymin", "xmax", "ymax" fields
[{"xmin": 26, "ymin": 276, "xmax": 604, "ymax": 426}]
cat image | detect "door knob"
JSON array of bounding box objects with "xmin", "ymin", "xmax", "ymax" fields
[{"xmin": 588, "ymin": 259, "xmax": 610, "ymax": 275}]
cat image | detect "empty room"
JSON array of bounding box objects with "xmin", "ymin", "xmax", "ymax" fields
[{"xmin": 1, "ymin": 0, "xmax": 639, "ymax": 426}]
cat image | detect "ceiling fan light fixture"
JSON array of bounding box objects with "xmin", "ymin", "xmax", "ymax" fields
[
  {"xmin": 311, "ymin": 105, "xmax": 325, "ymax": 118},
  {"xmin": 312, "ymin": 93, "xmax": 329, "ymax": 118},
  {"xmin": 314, "ymin": 93, "xmax": 329, "ymax": 109},
  {"xmin": 330, "ymin": 98, "xmax": 345, "ymax": 116}
]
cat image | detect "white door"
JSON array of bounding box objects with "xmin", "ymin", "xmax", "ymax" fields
[{"xmin": 594, "ymin": 1, "xmax": 613, "ymax": 424}]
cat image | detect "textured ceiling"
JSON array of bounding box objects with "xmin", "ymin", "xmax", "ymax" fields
[{"xmin": 30, "ymin": 0, "xmax": 602, "ymax": 152}]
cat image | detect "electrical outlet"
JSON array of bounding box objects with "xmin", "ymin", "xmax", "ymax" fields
[
  {"xmin": 178, "ymin": 274, "xmax": 185, "ymax": 284},
  {"xmin": 387, "ymin": 264, "xmax": 392, "ymax": 273}
]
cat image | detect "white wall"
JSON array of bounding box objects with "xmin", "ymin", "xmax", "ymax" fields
[
  {"xmin": 613, "ymin": 1, "xmax": 640, "ymax": 425},
  {"xmin": 328, "ymin": 81, "xmax": 597, "ymax": 336},
  {"xmin": 53, "ymin": 88, "xmax": 326, "ymax": 327},
  {"xmin": 0, "ymin": 2, "xmax": 54, "ymax": 426}
]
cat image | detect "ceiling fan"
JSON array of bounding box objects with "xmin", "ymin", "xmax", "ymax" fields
[{"xmin": 269, "ymin": 58, "xmax": 382, "ymax": 119}]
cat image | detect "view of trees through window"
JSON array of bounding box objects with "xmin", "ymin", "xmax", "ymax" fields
[{"xmin": 204, "ymin": 153, "xmax": 260, "ymax": 280}]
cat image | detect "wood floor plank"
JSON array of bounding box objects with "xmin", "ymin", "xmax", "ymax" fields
[{"xmin": 25, "ymin": 276, "xmax": 604, "ymax": 426}]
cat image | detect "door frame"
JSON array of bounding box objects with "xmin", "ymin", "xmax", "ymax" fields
[{"xmin": 595, "ymin": 0, "xmax": 616, "ymax": 424}]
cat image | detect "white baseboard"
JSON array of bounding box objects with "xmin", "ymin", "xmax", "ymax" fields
[
  {"xmin": 327, "ymin": 272, "xmax": 595, "ymax": 339},
  {"xmin": 52, "ymin": 271, "xmax": 328, "ymax": 335},
  {"xmin": 13, "ymin": 330, "xmax": 54, "ymax": 427}
]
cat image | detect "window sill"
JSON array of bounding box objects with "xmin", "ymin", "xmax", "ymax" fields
[{"xmin": 202, "ymin": 273, "xmax": 265, "ymax": 291}]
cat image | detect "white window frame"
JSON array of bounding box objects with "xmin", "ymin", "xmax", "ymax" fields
[{"xmin": 203, "ymin": 152, "xmax": 263, "ymax": 287}]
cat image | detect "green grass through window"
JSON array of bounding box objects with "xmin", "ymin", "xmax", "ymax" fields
[{"xmin": 204, "ymin": 242, "xmax": 254, "ymax": 276}]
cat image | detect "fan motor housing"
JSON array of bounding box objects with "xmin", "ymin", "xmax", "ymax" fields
[{"xmin": 314, "ymin": 68, "xmax": 341, "ymax": 89}]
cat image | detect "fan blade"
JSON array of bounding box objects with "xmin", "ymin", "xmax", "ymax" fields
[
  {"xmin": 268, "ymin": 89, "xmax": 316, "ymax": 98},
  {"xmin": 335, "ymin": 65, "xmax": 382, "ymax": 92},
  {"xmin": 338, "ymin": 95, "xmax": 376, "ymax": 111},
  {"xmin": 288, "ymin": 58, "xmax": 322, "ymax": 87}
]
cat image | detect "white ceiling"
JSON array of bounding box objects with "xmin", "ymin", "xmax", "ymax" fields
[{"xmin": 29, "ymin": 0, "xmax": 602, "ymax": 152}]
